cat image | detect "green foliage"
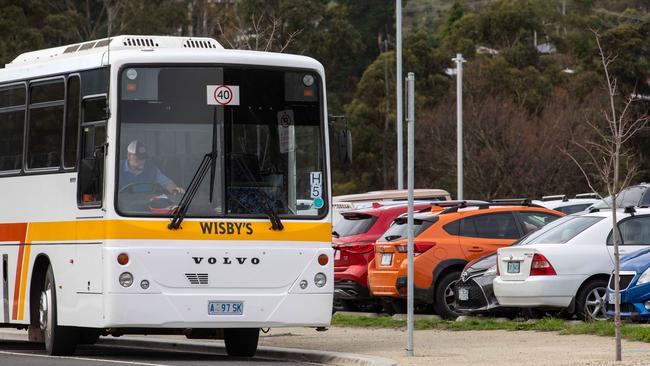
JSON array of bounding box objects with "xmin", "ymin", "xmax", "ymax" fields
[{"xmin": 332, "ymin": 314, "xmax": 650, "ymax": 344}]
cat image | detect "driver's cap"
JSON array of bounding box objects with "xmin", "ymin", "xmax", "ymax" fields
[{"xmin": 127, "ymin": 140, "xmax": 148, "ymax": 159}]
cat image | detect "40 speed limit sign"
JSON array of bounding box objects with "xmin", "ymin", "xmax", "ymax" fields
[{"xmin": 207, "ymin": 85, "xmax": 240, "ymax": 106}]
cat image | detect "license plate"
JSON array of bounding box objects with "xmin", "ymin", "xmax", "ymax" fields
[
  {"xmin": 608, "ymin": 292, "xmax": 616, "ymax": 304},
  {"xmin": 380, "ymin": 253, "xmax": 393, "ymax": 266},
  {"xmin": 507, "ymin": 261, "xmax": 520, "ymax": 273},
  {"xmin": 458, "ymin": 287, "xmax": 469, "ymax": 301},
  {"xmin": 208, "ymin": 301, "xmax": 243, "ymax": 315}
]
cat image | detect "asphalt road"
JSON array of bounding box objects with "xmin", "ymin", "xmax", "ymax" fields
[{"xmin": 0, "ymin": 340, "xmax": 314, "ymax": 366}]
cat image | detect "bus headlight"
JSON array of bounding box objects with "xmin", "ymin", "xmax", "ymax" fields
[
  {"xmin": 314, "ymin": 272, "xmax": 327, "ymax": 288},
  {"xmin": 119, "ymin": 272, "xmax": 134, "ymax": 287}
]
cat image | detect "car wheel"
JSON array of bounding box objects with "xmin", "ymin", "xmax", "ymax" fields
[
  {"xmin": 41, "ymin": 265, "xmax": 78, "ymax": 355},
  {"xmin": 575, "ymin": 279, "xmax": 608, "ymax": 321},
  {"xmin": 434, "ymin": 271, "xmax": 462, "ymax": 320},
  {"xmin": 224, "ymin": 328, "xmax": 259, "ymax": 357}
]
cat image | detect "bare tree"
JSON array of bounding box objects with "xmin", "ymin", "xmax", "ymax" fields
[
  {"xmin": 216, "ymin": 12, "xmax": 301, "ymax": 52},
  {"xmin": 563, "ymin": 31, "xmax": 650, "ymax": 362}
]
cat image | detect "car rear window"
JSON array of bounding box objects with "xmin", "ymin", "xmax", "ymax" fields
[
  {"xmin": 381, "ymin": 215, "xmax": 438, "ymax": 242},
  {"xmin": 333, "ymin": 213, "xmax": 378, "ymax": 237},
  {"xmin": 523, "ymin": 216, "xmax": 604, "ymax": 244}
]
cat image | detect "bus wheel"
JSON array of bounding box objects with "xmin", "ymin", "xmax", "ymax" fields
[
  {"xmin": 224, "ymin": 328, "xmax": 259, "ymax": 357},
  {"xmin": 41, "ymin": 265, "xmax": 78, "ymax": 355}
]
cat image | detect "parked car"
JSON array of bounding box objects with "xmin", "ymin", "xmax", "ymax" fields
[
  {"xmin": 367, "ymin": 201, "xmax": 562, "ymax": 319},
  {"xmin": 332, "ymin": 189, "xmax": 451, "ymax": 226},
  {"xmin": 455, "ymin": 215, "xmax": 567, "ymax": 315},
  {"xmin": 494, "ymin": 207, "xmax": 650, "ymax": 320},
  {"xmin": 606, "ymin": 248, "xmax": 650, "ymax": 321},
  {"xmin": 588, "ymin": 183, "xmax": 650, "ymax": 211},
  {"xmin": 334, "ymin": 200, "xmax": 485, "ymax": 312},
  {"xmin": 333, "ymin": 201, "xmax": 433, "ymax": 311},
  {"xmin": 533, "ymin": 193, "xmax": 600, "ymax": 215}
]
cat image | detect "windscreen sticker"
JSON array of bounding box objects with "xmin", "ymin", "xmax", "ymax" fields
[
  {"xmin": 278, "ymin": 110, "xmax": 295, "ymax": 153},
  {"xmin": 207, "ymin": 85, "xmax": 240, "ymax": 105},
  {"xmin": 310, "ymin": 171, "xmax": 323, "ymax": 208}
]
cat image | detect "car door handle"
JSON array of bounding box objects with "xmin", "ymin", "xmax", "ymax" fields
[{"xmin": 468, "ymin": 247, "xmax": 483, "ymax": 253}]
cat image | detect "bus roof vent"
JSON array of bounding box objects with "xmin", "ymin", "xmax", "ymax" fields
[
  {"xmin": 122, "ymin": 37, "xmax": 159, "ymax": 48},
  {"xmin": 183, "ymin": 39, "xmax": 219, "ymax": 49}
]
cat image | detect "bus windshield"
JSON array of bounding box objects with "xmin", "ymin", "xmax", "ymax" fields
[{"xmin": 116, "ymin": 66, "xmax": 325, "ymax": 218}]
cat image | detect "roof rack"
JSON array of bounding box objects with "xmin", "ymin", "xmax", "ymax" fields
[
  {"xmin": 575, "ymin": 193, "xmax": 601, "ymax": 199},
  {"xmin": 541, "ymin": 194, "xmax": 568, "ymax": 202},
  {"xmin": 436, "ymin": 199, "xmax": 538, "ymax": 215}
]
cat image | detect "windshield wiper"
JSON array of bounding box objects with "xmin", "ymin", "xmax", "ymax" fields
[
  {"xmin": 231, "ymin": 154, "xmax": 284, "ymax": 231},
  {"xmin": 168, "ymin": 151, "xmax": 217, "ymax": 230},
  {"xmin": 169, "ymin": 108, "xmax": 219, "ymax": 230},
  {"xmin": 332, "ymin": 231, "xmax": 340, "ymax": 238}
]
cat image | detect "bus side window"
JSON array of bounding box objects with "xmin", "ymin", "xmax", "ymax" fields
[
  {"xmin": 63, "ymin": 75, "xmax": 80, "ymax": 169},
  {"xmin": 77, "ymin": 96, "xmax": 107, "ymax": 208}
]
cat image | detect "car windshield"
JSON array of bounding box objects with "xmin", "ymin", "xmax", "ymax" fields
[
  {"xmin": 116, "ymin": 66, "xmax": 325, "ymax": 218},
  {"xmin": 591, "ymin": 186, "xmax": 647, "ymax": 209},
  {"xmin": 334, "ymin": 213, "xmax": 378, "ymax": 237},
  {"xmin": 521, "ymin": 216, "xmax": 604, "ymax": 245}
]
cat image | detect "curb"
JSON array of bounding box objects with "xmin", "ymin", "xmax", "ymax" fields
[
  {"xmin": 0, "ymin": 330, "xmax": 396, "ymax": 366},
  {"xmin": 99, "ymin": 337, "xmax": 396, "ymax": 366}
]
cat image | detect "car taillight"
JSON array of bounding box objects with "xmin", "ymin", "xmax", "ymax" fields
[
  {"xmin": 339, "ymin": 242, "xmax": 374, "ymax": 254},
  {"xmin": 530, "ymin": 253, "xmax": 556, "ymax": 276},
  {"xmin": 396, "ymin": 242, "xmax": 436, "ymax": 255}
]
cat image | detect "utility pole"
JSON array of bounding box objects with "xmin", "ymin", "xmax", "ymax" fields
[
  {"xmin": 396, "ymin": 0, "xmax": 404, "ymax": 190},
  {"xmin": 406, "ymin": 72, "xmax": 415, "ymax": 357},
  {"xmin": 452, "ymin": 54, "xmax": 465, "ymax": 200}
]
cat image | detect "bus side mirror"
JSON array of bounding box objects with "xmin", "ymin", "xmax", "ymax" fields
[{"xmin": 337, "ymin": 128, "xmax": 352, "ymax": 165}]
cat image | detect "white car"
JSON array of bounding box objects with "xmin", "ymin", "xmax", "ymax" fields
[
  {"xmin": 493, "ymin": 208, "xmax": 650, "ymax": 320},
  {"xmin": 533, "ymin": 193, "xmax": 600, "ymax": 215}
]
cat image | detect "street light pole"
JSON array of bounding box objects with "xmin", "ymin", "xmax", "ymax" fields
[
  {"xmin": 452, "ymin": 53, "xmax": 465, "ymax": 200},
  {"xmin": 406, "ymin": 72, "xmax": 415, "ymax": 357},
  {"xmin": 396, "ymin": 0, "xmax": 404, "ymax": 190}
]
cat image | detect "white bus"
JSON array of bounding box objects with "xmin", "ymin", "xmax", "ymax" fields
[{"xmin": 0, "ymin": 35, "xmax": 334, "ymax": 357}]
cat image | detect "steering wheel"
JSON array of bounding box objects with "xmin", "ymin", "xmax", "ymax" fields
[{"xmin": 118, "ymin": 182, "xmax": 167, "ymax": 195}]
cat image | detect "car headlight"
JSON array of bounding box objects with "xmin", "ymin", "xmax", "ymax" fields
[
  {"xmin": 637, "ymin": 268, "xmax": 650, "ymax": 285},
  {"xmin": 484, "ymin": 265, "xmax": 497, "ymax": 276}
]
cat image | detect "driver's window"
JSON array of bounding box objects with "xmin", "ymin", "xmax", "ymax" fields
[{"xmin": 77, "ymin": 96, "xmax": 107, "ymax": 208}]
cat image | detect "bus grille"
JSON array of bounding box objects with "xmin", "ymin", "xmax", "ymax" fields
[{"xmin": 185, "ymin": 273, "xmax": 209, "ymax": 285}]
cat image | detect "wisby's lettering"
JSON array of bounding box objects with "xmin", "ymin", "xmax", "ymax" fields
[{"xmin": 199, "ymin": 222, "xmax": 254, "ymax": 235}]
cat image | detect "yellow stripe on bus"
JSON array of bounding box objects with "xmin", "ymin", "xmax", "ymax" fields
[
  {"xmin": 18, "ymin": 244, "xmax": 31, "ymax": 320},
  {"xmin": 24, "ymin": 220, "xmax": 332, "ymax": 243}
]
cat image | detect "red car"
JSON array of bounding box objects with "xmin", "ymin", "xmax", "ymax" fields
[{"xmin": 333, "ymin": 200, "xmax": 482, "ymax": 311}]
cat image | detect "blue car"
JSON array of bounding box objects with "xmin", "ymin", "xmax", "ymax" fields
[{"xmin": 606, "ymin": 248, "xmax": 650, "ymax": 320}]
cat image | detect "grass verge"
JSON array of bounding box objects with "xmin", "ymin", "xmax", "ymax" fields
[{"xmin": 331, "ymin": 314, "xmax": 650, "ymax": 343}]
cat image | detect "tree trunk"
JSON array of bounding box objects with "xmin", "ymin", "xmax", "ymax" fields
[{"xmin": 613, "ymin": 143, "xmax": 622, "ymax": 362}]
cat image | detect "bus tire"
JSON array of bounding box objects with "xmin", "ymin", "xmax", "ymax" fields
[
  {"xmin": 41, "ymin": 265, "xmax": 78, "ymax": 355},
  {"xmin": 224, "ymin": 328, "xmax": 259, "ymax": 357}
]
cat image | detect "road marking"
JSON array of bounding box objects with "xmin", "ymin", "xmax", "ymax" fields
[{"xmin": 0, "ymin": 350, "xmax": 171, "ymax": 366}]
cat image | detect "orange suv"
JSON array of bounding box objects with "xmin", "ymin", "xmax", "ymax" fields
[{"xmin": 367, "ymin": 201, "xmax": 563, "ymax": 318}]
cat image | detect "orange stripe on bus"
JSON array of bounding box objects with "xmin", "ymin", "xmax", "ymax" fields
[
  {"xmin": 12, "ymin": 243, "xmax": 25, "ymax": 320},
  {"xmin": 0, "ymin": 223, "xmax": 29, "ymax": 321},
  {"xmin": 18, "ymin": 244, "xmax": 31, "ymax": 320}
]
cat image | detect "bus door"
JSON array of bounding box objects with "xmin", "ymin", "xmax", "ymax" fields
[{"xmin": 77, "ymin": 95, "xmax": 108, "ymax": 211}]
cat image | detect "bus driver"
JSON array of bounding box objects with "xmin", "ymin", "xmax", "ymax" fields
[{"xmin": 119, "ymin": 140, "xmax": 185, "ymax": 195}]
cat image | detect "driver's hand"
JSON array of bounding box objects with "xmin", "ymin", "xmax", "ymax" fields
[{"xmin": 172, "ymin": 186, "xmax": 185, "ymax": 195}]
